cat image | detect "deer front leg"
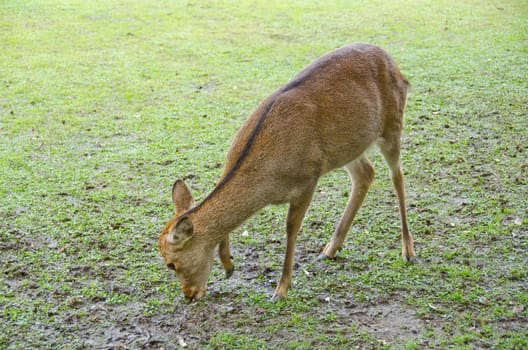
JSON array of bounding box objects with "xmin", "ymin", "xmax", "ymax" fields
[
  {"xmin": 218, "ymin": 237, "xmax": 234, "ymax": 278},
  {"xmin": 273, "ymin": 186, "xmax": 315, "ymax": 300}
]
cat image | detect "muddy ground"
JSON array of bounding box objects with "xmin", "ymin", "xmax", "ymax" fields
[{"xmin": 3, "ymin": 222, "xmax": 526, "ymax": 350}]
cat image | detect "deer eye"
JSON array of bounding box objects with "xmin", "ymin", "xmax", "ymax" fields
[{"xmin": 166, "ymin": 263, "xmax": 175, "ymax": 271}]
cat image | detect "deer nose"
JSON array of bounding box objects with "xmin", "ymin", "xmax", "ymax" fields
[{"xmin": 183, "ymin": 286, "xmax": 206, "ymax": 302}]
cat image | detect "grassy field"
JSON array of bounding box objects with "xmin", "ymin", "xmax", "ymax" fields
[{"xmin": 1, "ymin": 0, "xmax": 527, "ymax": 349}]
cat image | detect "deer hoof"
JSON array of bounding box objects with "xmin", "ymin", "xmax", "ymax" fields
[
  {"xmin": 224, "ymin": 266, "xmax": 234, "ymax": 279},
  {"xmin": 316, "ymin": 253, "xmax": 329, "ymax": 261},
  {"xmin": 404, "ymin": 255, "xmax": 419, "ymax": 265},
  {"xmin": 271, "ymin": 292, "xmax": 287, "ymax": 302},
  {"xmin": 316, "ymin": 253, "xmax": 336, "ymax": 261},
  {"xmin": 271, "ymin": 282, "xmax": 290, "ymax": 301}
]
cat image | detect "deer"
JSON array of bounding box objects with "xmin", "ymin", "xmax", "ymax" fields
[{"xmin": 159, "ymin": 43, "xmax": 416, "ymax": 302}]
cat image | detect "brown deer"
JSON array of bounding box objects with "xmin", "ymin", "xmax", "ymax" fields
[{"xmin": 159, "ymin": 43, "xmax": 416, "ymax": 301}]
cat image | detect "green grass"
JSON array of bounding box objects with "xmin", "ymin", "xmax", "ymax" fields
[{"xmin": 1, "ymin": 0, "xmax": 527, "ymax": 349}]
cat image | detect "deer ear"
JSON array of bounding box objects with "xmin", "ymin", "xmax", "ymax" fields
[
  {"xmin": 169, "ymin": 217, "xmax": 194, "ymax": 246},
  {"xmin": 172, "ymin": 180, "xmax": 195, "ymax": 214}
]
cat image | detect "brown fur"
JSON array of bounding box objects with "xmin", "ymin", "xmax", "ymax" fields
[{"xmin": 159, "ymin": 43, "xmax": 415, "ymax": 301}]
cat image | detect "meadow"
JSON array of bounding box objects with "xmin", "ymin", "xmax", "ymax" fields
[{"xmin": 1, "ymin": 0, "xmax": 527, "ymax": 349}]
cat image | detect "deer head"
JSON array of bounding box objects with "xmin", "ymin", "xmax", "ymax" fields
[{"xmin": 159, "ymin": 180, "xmax": 215, "ymax": 301}]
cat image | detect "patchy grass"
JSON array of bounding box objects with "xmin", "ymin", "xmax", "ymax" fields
[{"xmin": 1, "ymin": 0, "xmax": 527, "ymax": 349}]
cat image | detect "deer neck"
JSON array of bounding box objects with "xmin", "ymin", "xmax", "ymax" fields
[{"xmin": 188, "ymin": 175, "xmax": 268, "ymax": 243}]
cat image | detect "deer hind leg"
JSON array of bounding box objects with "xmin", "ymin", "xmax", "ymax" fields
[
  {"xmin": 273, "ymin": 184, "xmax": 316, "ymax": 300},
  {"xmin": 378, "ymin": 136, "xmax": 416, "ymax": 263},
  {"xmin": 319, "ymin": 155, "xmax": 375, "ymax": 260},
  {"xmin": 218, "ymin": 237, "xmax": 234, "ymax": 278}
]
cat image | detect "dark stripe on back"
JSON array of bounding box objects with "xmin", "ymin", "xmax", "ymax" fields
[{"xmin": 179, "ymin": 60, "xmax": 324, "ymax": 218}]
